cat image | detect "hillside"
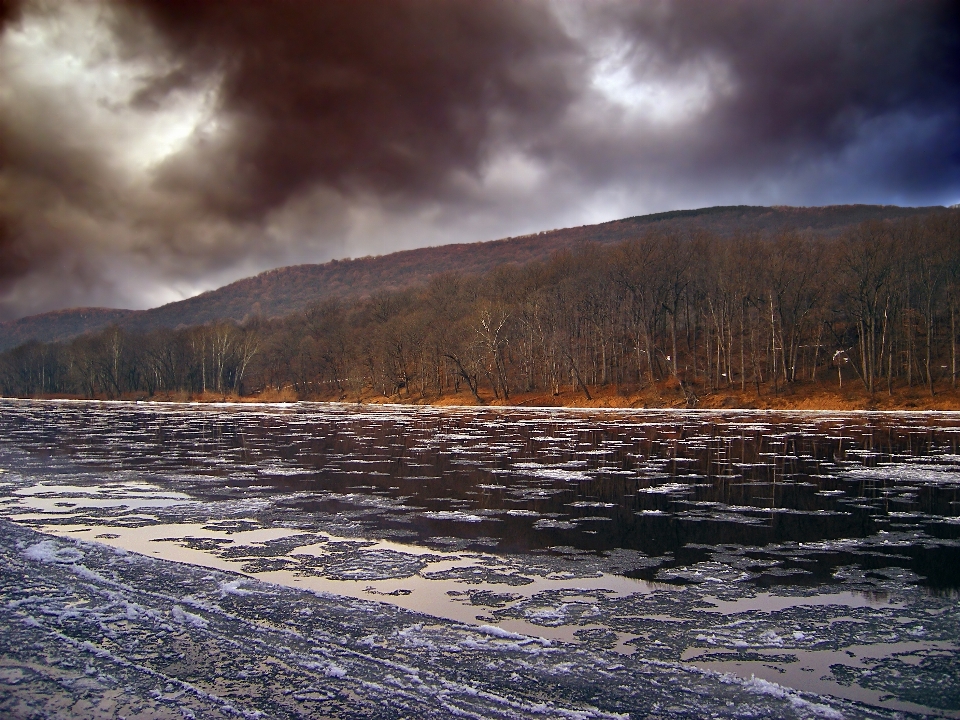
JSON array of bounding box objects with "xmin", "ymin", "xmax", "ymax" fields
[
  {"xmin": 0, "ymin": 204, "xmax": 949, "ymax": 350},
  {"xmin": 0, "ymin": 308, "xmax": 137, "ymax": 351}
]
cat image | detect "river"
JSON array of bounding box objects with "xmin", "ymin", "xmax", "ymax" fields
[{"xmin": 1, "ymin": 399, "xmax": 958, "ymax": 718}]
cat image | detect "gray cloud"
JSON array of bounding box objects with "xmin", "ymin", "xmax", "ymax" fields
[{"xmin": 0, "ymin": 0, "xmax": 957, "ymax": 320}]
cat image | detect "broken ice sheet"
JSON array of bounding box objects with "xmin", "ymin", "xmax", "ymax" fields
[{"xmin": 3, "ymin": 519, "xmax": 886, "ymax": 719}]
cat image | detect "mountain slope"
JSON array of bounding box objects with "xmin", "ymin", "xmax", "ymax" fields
[
  {"xmin": 0, "ymin": 204, "xmax": 950, "ymax": 350},
  {"xmin": 0, "ymin": 308, "xmax": 137, "ymax": 352}
]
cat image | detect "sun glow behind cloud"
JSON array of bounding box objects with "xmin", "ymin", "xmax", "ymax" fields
[
  {"xmin": 590, "ymin": 45, "xmax": 735, "ymax": 125},
  {"xmin": 0, "ymin": 3, "xmax": 221, "ymax": 177}
]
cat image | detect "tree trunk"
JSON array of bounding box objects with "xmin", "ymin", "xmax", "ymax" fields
[{"xmin": 952, "ymin": 302, "xmax": 957, "ymax": 389}]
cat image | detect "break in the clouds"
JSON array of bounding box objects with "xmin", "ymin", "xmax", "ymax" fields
[{"xmin": 0, "ymin": 0, "xmax": 958, "ymax": 320}]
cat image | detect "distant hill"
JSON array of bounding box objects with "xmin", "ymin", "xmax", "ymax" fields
[
  {"xmin": 0, "ymin": 308, "xmax": 137, "ymax": 352},
  {"xmin": 0, "ymin": 204, "xmax": 951, "ymax": 351}
]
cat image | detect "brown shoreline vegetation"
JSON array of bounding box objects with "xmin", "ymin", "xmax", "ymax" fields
[{"xmin": 16, "ymin": 379, "xmax": 960, "ymax": 412}]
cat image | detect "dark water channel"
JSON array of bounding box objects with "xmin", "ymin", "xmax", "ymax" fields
[
  {"xmin": 6, "ymin": 400, "xmax": 960, "ymax": 590},
  {"xmin": 1, "ymin": 400, "xmax": 959, "ymax": 718}
]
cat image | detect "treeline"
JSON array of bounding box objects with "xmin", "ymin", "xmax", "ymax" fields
[{"xmin": 2, "ymin": 215, "xmax": 960, "ymax": 404}]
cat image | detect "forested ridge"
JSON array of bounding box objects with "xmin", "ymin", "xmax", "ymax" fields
[
  {"xmin": 2, "ymin": 212, "xmax": 960, "ymax": 408},
  {"xmin": 0, "ymin": 204, "xmax": 943, "ymax": 352}
]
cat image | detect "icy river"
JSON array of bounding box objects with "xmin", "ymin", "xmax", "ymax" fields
[{"xmin": 0, "ymin": 400, "xmax": 958, "ymax": 718}]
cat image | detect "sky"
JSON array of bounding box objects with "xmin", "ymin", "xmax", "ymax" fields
[{"xmin": 0, "ymin": 0, "xmax": 958, "ymax": 321}]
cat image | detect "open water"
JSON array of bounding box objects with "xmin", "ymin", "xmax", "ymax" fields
[{"xmin": 0, "ymin": 399, "xmax": 958, "ymax": 718}]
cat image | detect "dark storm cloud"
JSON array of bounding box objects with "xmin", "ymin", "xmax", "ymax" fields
[
  {"xmin": 0, "ymin": 0, "xmax": 957, "ymax": 321},
  {"xmin": 0, "ymin": 0, "xmax": 24, "ymax": 283},
  {"xmin": 0, "ymin": 0, "xmax": 20, "ymax": 28},
  {"xmin": 0, "ymin": 0, "xmax": 584, "ymax": 318},
  {"xmin": 584, "ymin": 0, "xmax": 960, "ymax": 191},
  {"xmin": 124, "ymin": 0, "xmax": 580, "ymax": 218}
]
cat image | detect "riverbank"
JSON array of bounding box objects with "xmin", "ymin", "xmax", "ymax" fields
[{"xmin": 14, "ymin": 378, "xmax": 960, "ymax": 411}]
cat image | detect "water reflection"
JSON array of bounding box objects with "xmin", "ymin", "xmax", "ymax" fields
[{"xmin": 2, "ymin": 401, "xmax": 958, "ymax": 590}]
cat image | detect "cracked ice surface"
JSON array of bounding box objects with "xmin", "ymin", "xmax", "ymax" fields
[{"xmin": 0, "ymin": 520, "xmax": 906, "ymax": 719}]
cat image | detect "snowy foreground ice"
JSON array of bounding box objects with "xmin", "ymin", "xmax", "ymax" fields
[
  {"xmin": 2, "ymin": 519, "xmax": 881, "ymax": 720},
  {"xmin": 0, "ymin": 400, "xmax": 959, "ymax": 718}
]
